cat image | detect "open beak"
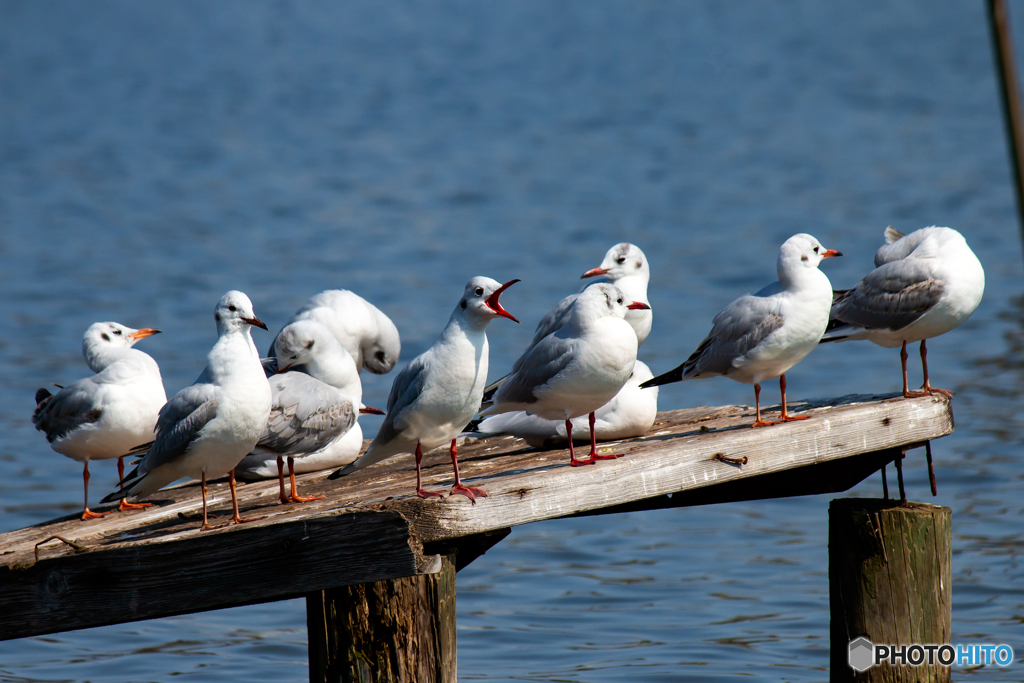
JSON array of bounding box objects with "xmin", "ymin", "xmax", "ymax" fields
[
  {"xmin": 580, "ymin": 266, "xmax": 610, "ymax": 279},
  {"xmin": 821, "ymin": 249, "xmax": 842, "ymax": 258},
  {"xmin": 243, "ymin": 316, "xmax": 269, "ymax": 331},
  {"xmin": 627, "ymin": 301, "xmax": 650, "ymax": 310},
  {"xmin": 129, "ymin": 328, "xmax": 161, "ymax": 340},
  {"xmin": 359, "ymin": 405, "xmax": 386, "ymax": 415},
  {"xmin": 485, "ymin": 279, "xmax": 521, "ymax": 323}
]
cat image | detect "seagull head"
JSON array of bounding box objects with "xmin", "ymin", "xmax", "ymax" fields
[
  {"xmin": 574, "ymin": 283, "xmax": 648, "ymax": 324},
  {"xmin": 273, "ymin": 319, "xmax": 338, "ymax": 372},
  {"xmin": 214, "ymin": 291, "xmax": 267, "ymax": 335},
  {"xmin": 580, "ymin": 243, "xmax": 650, "ymax": 282},
  {"xmin": 780, "ymin": 234, "xmax": 841, "ymax": 271},
  {"xmin": 458, "ymin": 277, "xmax": 520, "ymax": 326},
  {"xmin": 363, "ymin": 307, "xmax": 401, "ymax": 375},
  {"xmin": 81, "ymin": 322, "xmax": 161, "ymax": 372}
]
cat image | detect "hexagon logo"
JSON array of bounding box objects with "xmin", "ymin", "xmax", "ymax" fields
[{"xmin": 849, "ymin": 637, "xmax": 875, "ymax": 672}]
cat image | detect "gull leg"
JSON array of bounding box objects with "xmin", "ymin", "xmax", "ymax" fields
[
  {"xmin": 779, "ymin": 374, "xmax": 809, "ymax": 422},
  {"xmin": 116, "ymin": 456, "xmax": 152, "ymax": 511},
  {"xmin": 918, "ymin": 339, "xmax": 954, "ymax": 397},
  {"xmin": 900, "ymin": 342, "xmax": 931, "ymax": 398},
  {"xmin": 416, "ymin": 441, "xmax": 445, "ymax": 498},
  {"xmin": 586, "ymin": 412, "xmax": 622, "ymax": 460},
  {"xmin": 230, "ymin": 469, "xmax": 263, "ymax": 524},
  {"xmin": 199, "ymin": 471, "xmax": 214, "ymax": 531},
  {"xmin": 449, "ymin": 439, "xmax": 487, "ymax": 501},
  {"xmin": 277, "ymin": 455, "xmax": 290, "ymax": 504},
  {"xmin": 751, "ymin": 383, "xmax": 777, "ymax": 428},
  {"xmin": 81, "ymin": 460, "xmax": 110, "ymax": 520},
  {"xmin": 567, "ymin": 418, "xmax": 594, "ymax": 466},
  {"xmin": 288, "ymin": 456, "xmax": 325, "ymax": 503}
]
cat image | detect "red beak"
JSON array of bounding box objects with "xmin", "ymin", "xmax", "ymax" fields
[
  {"xmin": 275, "ymin": 364, "xmax": 291, "ymax": 374},
  {"xmin": 627, "ymin": 301, "xmax": 650, "ymax": 310},
  {"xmin": 580, "ymin": 266, "xmax": 610, "ymax": 279},
  {"xmin": 485, "ymin": 279, "xmax": 520, "ymax": 323},
  {"xmin": 821, "ymin": 249, "xmax": 842, "ymax": 258},
  {"xmin": 243, "ymin": 316, "xmax": 269, "ymax": 331},
  {"xmin": 359, "ymin": 405, "xmax": 386, "ymax": 415}
]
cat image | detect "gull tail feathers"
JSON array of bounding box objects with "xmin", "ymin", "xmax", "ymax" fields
[{"xmin": 639, "ymin": 363, "xmax": 687, "ymax": 389}]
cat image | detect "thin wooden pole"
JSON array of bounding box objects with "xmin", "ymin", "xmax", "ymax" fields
[{"xmin": 987, "ymin": 0, "xmax": 1024, "ymax": 251}]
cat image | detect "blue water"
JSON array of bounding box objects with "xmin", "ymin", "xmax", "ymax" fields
[{"xmin": 1, "ymin": 1, "xmax": 1022, "ymax": 680}]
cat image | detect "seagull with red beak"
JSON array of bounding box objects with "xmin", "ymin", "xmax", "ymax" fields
[
  {"xmin": 481, "ymin": 283, "xmax": 650, "ymax": 467},
  {"xmin": 102, "ymin": 291, "xmax": 273, "ymax": 530},
  {"xmin": 330, "ymin": 277, "xmax": 519, "ymax": 501},
  {"xmin": 33, "ymin": 322, "xmax": 167, "ymax": 519},
  {"xmin": 641, "ymin": 234, "xmax": 841, "ymax": 427}
]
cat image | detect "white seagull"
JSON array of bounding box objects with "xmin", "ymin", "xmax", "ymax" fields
[
  {"xmin": 329, "ymin": 277, "xmax": 520, "ymax": 500},
  {"xmin": 102, "ymin": 291, "xmax": 273, "ymax": 530},
  {"xmin": 641, "ymin": 234, "xmax": 840, "ymax": 427},
  {"xmin": 33, "ymin": 322, "xmax": 166, "ymax": 519},
  {"xmin": 481, "ymin": 283, "xmax": 649, "ymax": 466},
  {"xmin": 821, "ymin": 226, "xmax": 984, "ymax": 397},
  {"xmin": 270, "ymin": 289, "xmax": 401, "ymax": 375},
  {"xmin": 474, "ymin": 360, "xmax": 658, "ymax": 447},
  {"xmin": 236, "ymin": 320, "xmax": 384, "ymax": 503}
]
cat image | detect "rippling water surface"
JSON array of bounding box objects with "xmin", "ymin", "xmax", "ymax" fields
[{"xmin": 1, "ymin": 1, "xmax": 1022, "ymax": 680}]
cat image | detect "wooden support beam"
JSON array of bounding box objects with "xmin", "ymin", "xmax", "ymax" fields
[
  {"xmin": 987, "ymin": 0, "xmax": 1024, "ymax": 250},
  {"xmin": 829, "ymin": 499, "xmax": 951, "ymax": 682},
  {"xmin": 307, "ymin": 554, "xmax": 457, "ymax": 683}
]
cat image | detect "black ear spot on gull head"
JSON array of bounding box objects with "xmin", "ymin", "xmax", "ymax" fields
[
  {"xmin": 801, "ymin": 255, "xmax": 808, "ymax": 262},
  {"xmin": 305, "ymin": 340, "xmax": 314, "ymax": 350},
  {"xmin": 101, "ymin": 333, "xmax": 111, "ymax": 342},
  {"xmin": 460, "ymin": 299, "xmax": 467, "ymax": 310},
  {"xmin": 636, "ymin": 260, "xmax": 642, "ymax": 268}
]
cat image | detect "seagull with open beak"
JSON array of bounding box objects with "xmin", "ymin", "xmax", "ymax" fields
[{"xmin": 330, "ymin": 277, "xmax": 519, "ymax": 501}]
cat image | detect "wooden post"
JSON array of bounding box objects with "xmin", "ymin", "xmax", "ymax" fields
[
  {"xmin": 829, "ymin": 499, "xmax": 951, "ymax": 683},
  {"xmin": 987, "ymin": 0, "xmax": 1024, "ymax": 252},
  {"xmin": 307, "ymin": 554, "xmax": 456, "ymax": 683}
]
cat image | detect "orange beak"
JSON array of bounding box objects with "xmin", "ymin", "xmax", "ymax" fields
[
  {"xmin": 485, "ymin": 279, "xmax": 521, "ymax": 323},
  {"xmin": 580, "ymin": 266, "xmax": 610, "ymax": 279},
  {"xmin": 243, "ymin": 316, "xmax": 269, "ymax": 331},
  {"xmin": 821, "ymin": 249, "xmax": 842, "ymax": 258},
  {"xmin": 129, "ymin": 328, "xmax": 161, "ymax": 340}
]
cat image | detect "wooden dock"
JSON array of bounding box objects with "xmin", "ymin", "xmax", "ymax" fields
[{"xmin": 0, "ymin": 392, "xmax": 953, "ymax": 651}]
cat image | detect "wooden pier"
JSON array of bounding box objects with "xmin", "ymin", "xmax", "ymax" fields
[{"xmin": 0, "ymin": 392, "xmax": 953, "ymax": 679}]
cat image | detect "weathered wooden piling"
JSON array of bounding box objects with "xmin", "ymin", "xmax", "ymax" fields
[{"xmin": 829, "ymin": 499, "xmax": 952, "ymax": 683}]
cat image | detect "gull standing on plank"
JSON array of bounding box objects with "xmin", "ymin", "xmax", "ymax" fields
[
  {"xmin": 329, "ymin": 278, "xmax": 520, "ymax": 500},
  {"xmin": 481, "ymin": 283, "xmax": 650, "ymax": 466},
  {"xmin": 474, "ymin": 360, "xmax": 658, "ymax": 447},
  {"xmin": 236, "ymin": 320, "xmax": 384, "ymax": 503},
  {"xmin": 820, "ymin": 226, "xmax": 984, "ymax": 397},
  {"xmin": 33, "ymin": 323, "xmax": 165, "ymax": 519},
  {"xmin": 269, "ymin": 289, "xmax": 400, "ymax": 375},
  {"xmin": 641, "ymin": 234, "xmax": 840, "ymax": 427},
  {"xmin": 101, "ymin": 291, "xmax": 272, "ymax": 530}
]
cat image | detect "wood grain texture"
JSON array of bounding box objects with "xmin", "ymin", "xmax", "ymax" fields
[
  {"xmin": 829, "ymin": 499, "xmax": 952, "ymax": 683},
  {"xmin": 0, "ymin": 393, "xmax": 952, "ymax": 640}
]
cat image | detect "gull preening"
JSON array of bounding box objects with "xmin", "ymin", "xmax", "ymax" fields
[
  {"xmin": 270, "ymin": 289, "xmax": 401, "ymax": 375},
  {"xmin": 102, "ymin": 291, "xmax": 272, "ymax": 530},
  {"xmin": 821, "ymin": 226, "xmax": 985, "ymax": 397},
  {"xmin": 482, "ymin": 283, "xmax": 649, "ymax": 466},
  {"xmin": 329, "ymin": 277, "xmax": 519, "ymax": 500},
  {"xmin": 642, "ymin": 234, "xmax": 840, "ymax": 427},
  {"xmin": 33, "ymin": 322, "xmax": 166, "ymax": 519},
  {"xmin": 237, "ymin": 320, "xmax": 383, "ymax": 503},
  {"xmin": 475, "ymin": 360, "xmax": 658, "ymax": 447}
]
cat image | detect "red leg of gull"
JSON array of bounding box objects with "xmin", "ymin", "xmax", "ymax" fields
[
  {"xmin": 448, "ymin": 439, "xmax": 487, "ymax": 501},
  {"xmin": 779, "ymin": 374, "xmax": 809, "ymax": 422},
  {"xmin": 276, "ymin": 455, "xmax": 290, "ymax": 505},
  {"xmin": 229, "ymin": 469, "xmax": 264, "ymax": 524},
  {"xmin": 586, "ymin": 412, "xmax": 622, "ymax": 460},
  {"xmin": 917, "ymin": 339, "xmax": 954, "ymax": 397},
  {"xmin": 199, "ymin": 471, "xmax": 214, "ymax": 531},
  {"xmin": 415, "ymin": 441, "xmax": 445, "ymax": 498},
  {"xmin": 900, "ymin": 341, "xmax": 921, "ymax": 398},
  {"xmin": 567, "ymin": 418, "xmax": 595, "ymax": 466},
  {"xmin": 81, "ymin": 460, "xmax": 110, "ymax": 520},
  {"xmin": 751, "ymin": 382, "xmax": 777, "ymax": 428},
  {"xmin": 117, "ymin": 455, "xmax": 152, "ymax": 511},
  {"xmin": 288, "ymin": 456, "xmax": 325, "ymax": 503}
]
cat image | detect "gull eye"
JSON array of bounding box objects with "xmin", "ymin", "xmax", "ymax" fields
[
  {"xmin": 617, "ymin": 297, "xmax": 623, "ymax": 304},
  {"xmin": 616, "ymin": 257, "xmax": 626, "ymax": 264},
  {"xmin": 375, "ymin": 350, "xmax": 387, "ymax": 362},
  {"xmin": 813, "ymin": 246, "xmax": 819, "ymax": 254},
  {"xmin": 475, "ymin": 287, "xmax": 484, "ymax": 296},
  {"xmin": 112, "ymin": 329, "xmax": 122, "ymax": 336},
  {"xmin": 228, "ymin": 305, "xmax": 237, "ymax": 312}
]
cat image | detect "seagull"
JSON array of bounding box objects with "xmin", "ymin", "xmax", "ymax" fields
[
  {"xmin": 474, "ymin": 360, "xmax": 658, "ymax": 447},
  {"xmin": 329, "ymin": 277, "xmax": 520, "ymax": 500},
  {"xmin": 269, "ymin": 289, "xmax": 401, "ymax": 375},
  {"xmin": 236, "ymin": 320, "xmax": 384, "ymax": 503},
  {"xmin": 101, "ymin": 291, "xmax": 272, "ymax": 530},
  {"xmin": 641, "ymin": 234, "xmax": 840, "ymax": 427},
  {"xmin": 820, "ymin": 226, "xmax": 985, "ymax": 397},
  {"xmin": 481, "ymin": 283, "xmax": 650, "ymax": 466},
  {"xmin": 33, "ymin": 322, "xmax": 165, "ymax": 519}
]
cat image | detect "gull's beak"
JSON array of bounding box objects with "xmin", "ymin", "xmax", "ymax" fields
[
  {"xmin": 821, "ymin": 249, "xmax": 842, "ymax": 258},
  {"xmin": 129, "ymin": 328, "xmax": 162, "ymax": 340},
  {"xmin": 275, "ymin": 364, "xmax": 291, "ymax": 374},
  {"xmin": 243, "ymin": 316, "xmax": 269, "ymax": 331},
  {"xmin": 485, "ymin": 279, "xmax": 521, "ymax": 323},
  {"xmin": 627, "ymin": 301, "xmax": 650, "ymax": 310},
  {"xmin": 359, "ymin": 405, "xmax": 386, "ymax": 415},
  {"xmin": 580, "ymin": 266, "xmax": 610, "ymax": 279}
]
